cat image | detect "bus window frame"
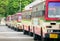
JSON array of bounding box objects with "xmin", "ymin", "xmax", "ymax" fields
[{"xmin": 45, "ymin": 0, "xmax": 60, "ymax": 20}]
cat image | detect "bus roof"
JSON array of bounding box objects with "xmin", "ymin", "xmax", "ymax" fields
[{"xmin": 25, "ymin": 0, "xmax": 45, "ymax": 10}]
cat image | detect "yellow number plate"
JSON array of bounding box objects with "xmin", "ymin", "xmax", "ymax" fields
[{"xmin": 50, "ymin": 34, "xmax": 58, "ymax": 38}]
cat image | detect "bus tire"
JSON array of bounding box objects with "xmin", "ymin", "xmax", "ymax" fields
[
  {"xmin": 29, "ymin": 32, "xmax": 33, "ymax": 36},
  {"xmin": 23, "ymin": 30, "xmax": 26, "ymax": 35},
  {"xmin": 33, "ymin": 33, "xmax": 37, "ymax": 40},
  {"xmin": 6, "ymin": 24, "xmax": 7, "ymax": 26}
]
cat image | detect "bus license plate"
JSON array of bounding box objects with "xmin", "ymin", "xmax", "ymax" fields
[{"xmin": 50, "ymin": 34, "xmax": 58, "ymax": 38}]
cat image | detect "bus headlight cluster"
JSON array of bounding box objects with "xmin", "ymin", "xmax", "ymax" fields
[{"xmin": 47, "ymin": 30, "xmax": 53, "ymax": 33}]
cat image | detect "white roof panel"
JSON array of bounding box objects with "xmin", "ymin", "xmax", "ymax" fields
[{"xmin": 25, "ymin": 0, "xmax": 45, "ymax": 10}]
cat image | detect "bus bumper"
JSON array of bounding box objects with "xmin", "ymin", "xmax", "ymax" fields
[{"xmin": 45, "ymin": 33, "xmax": 60, "ymax": 39}]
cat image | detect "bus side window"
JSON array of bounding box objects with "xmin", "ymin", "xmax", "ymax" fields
[
  {"xmin": 42, "ymin": 10, "xmax": 45, "ymax": 16},
  {"xmin": 32, "ymin": 18, "xmax": 39, "ymax": 25}
]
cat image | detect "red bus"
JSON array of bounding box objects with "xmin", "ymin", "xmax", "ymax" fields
[
  {"xmin": 13, "ymin": 13, "xmax": 22, "ymax": 31},
  {"xmin": 17, "ymin": 13, "xmax": 22, "ymax": 22},
  {"xmin": 31, "ymin": 0, "xmax": 60, "ymax": 41}
]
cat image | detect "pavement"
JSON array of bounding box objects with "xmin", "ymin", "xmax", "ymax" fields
[
  {"xmin": 0, "ymin": 25, "xmax": 34, "ymax": 41},
  {"xmin": 0, "ymin": 26, "xmax": 16, "ymax": 32}
]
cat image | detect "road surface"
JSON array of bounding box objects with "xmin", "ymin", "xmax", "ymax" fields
[{"xmin": 0, "ymin": 25, "xmax": 34, "ymax": 41}]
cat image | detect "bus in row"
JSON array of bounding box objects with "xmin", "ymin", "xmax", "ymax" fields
[
  {"xmin": 6, "ymin": 13, "xmax": 22, "ymax": 31},
  {"xmin": 6, "ymin": 0, "xmax": 60, "ymax": 41},
  {"xmin": 22, "ymin": 0, "xmax": 60, "ymax": 41}
]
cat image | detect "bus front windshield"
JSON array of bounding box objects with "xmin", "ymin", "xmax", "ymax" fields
[{"xmin": 48, "ymin": 2, "xmax": 60, "ymax": 18}]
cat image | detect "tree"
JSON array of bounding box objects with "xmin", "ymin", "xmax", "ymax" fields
[
  {"xmin": 21, "ymin": 0, "xmax": 33, "ymax": 11},
  {"xmin": 0, "ymin": 0, "xmax": 33, "ymax": 17}
]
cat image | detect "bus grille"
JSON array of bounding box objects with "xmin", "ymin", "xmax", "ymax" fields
[{"xmin": 53, "ymin": 30, "xmax": 60, "ymax": 32}]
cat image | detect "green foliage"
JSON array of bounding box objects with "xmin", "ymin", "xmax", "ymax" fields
[
  {"xmin": 0, "ymin": 0, "xmax": 33, "ymax": 17},
  {"xmin": 21, "ymin": 0, "xmax": 33, "ymax": 11}
]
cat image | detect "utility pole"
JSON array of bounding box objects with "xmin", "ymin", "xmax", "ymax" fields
[
  {"xmin": 18, "ymin": 0, "xmax": 21, "ymax": 12},
  {"xmin": 20, "ymin": 0, "xmax": 21, "ymax": 12}
]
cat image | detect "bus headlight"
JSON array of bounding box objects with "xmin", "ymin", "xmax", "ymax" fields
[
  {"xmin": 47, "ymin": 30, "xmax": 53, "ymax": 33},
  {"xmin": 51, "ymin": 30, "xmax": 53, "ymax": 32}
]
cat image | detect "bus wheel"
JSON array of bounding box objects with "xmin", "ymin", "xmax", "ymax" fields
[
  {"xmin": 33, "ymin": 34, "xmax": 37, "ymax": 40},
  {"xmin": 29, "ymin": 32, "xmax": 33, "ymax": 36},
  {"xmin": 6, "ymin": 24, "xmax": 7, "ymax": 26},
  {"xmin": 23, "ymin": 30, "xmax": 26, "ymax": 35},
  {"xmin": 8, "ymin": 26, "xmax": 10, "ymax": 28}
]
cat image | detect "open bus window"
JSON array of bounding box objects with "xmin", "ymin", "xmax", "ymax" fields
[
  {"xmin": 32, "ymin": 18, "xmax": 39, "ymax": 25},
  {"xmin": 42, "ymin": 10, "xmax": 45, "ymax": 16},
  {"xmin": 48, "ymin": 2, "xmax": 60, "ymax": 18},
  {"xmin": 26, "ymin": 15, "xmax": 31, "ymax": 19}
]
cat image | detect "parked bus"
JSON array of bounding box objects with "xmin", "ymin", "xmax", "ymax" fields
[
  {"xmin": 9, "ymin": 13, "xmax": 22, "ymax": 31},
  {"xmin": 13, "ymin": 13, "xmax": 22, "ymax": 31},
  {"xmin": 9, "ymin": 15, "xmax": 15, "ymax": 29},
  {"xmin": 6, "ymin": 15, "xmax": 11, "ymax": 27},
  {"xmin": 22, "ymin": 0, "xmax": 60, "ymax": 41},
  {"xmin": 22, "ymin": 10, "xmax": 31, "ymax": 34},
  {"xmin": 33, "ymin": 0, "xmax": 60, "ymax": 41}
]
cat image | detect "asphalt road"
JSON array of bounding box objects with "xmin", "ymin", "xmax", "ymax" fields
[
  {"xmin": 0, "ymin": 25, "xmax": 58, "ymax": 41},
  {"xmin": 0, "ymin": 25, "xmax": 34, "ymax": 41},
  {"xmin": 0, "ymin": 26, "xmax": 16, "ymax": 32}
]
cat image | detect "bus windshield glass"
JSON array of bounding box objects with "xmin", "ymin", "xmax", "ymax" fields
[{"xmin": 48, "ymin": 2, "xmax": 60, "ymax": 18}]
